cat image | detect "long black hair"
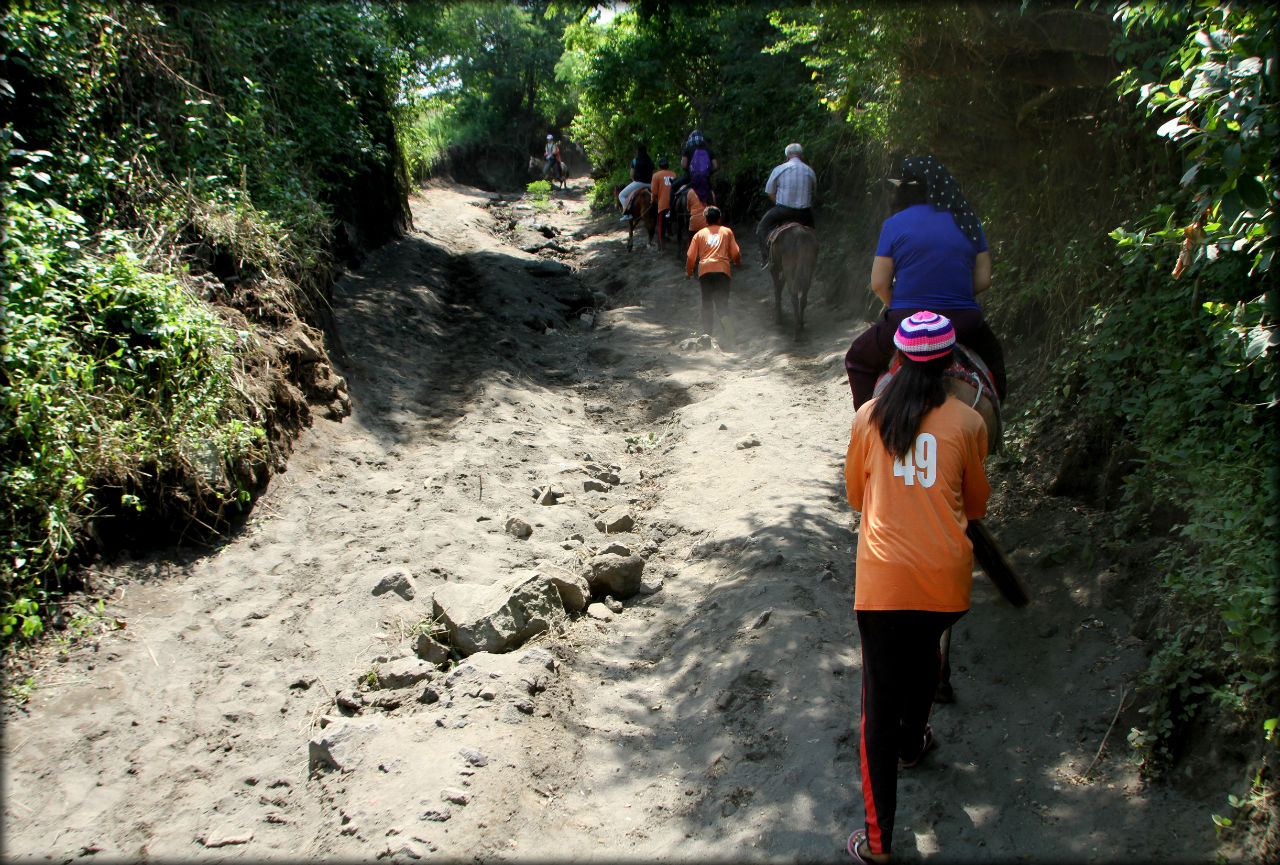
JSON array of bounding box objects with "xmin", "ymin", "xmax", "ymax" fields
[{"xmin": 869, "ymin": 352, "xmax": 953, "ymax": 461}]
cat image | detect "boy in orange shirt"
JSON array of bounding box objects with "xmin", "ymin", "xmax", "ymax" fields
[{"xmin": 685, "ymin": 206, "xmax": 741, "ymax": 340}]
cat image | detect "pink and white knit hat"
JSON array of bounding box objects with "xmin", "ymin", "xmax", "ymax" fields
[{"xmin": 894, "ymin": 311, "xmax": 955, "ymax": 361}]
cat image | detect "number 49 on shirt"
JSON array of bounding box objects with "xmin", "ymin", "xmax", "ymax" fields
[{"xmin": 892, "ymin": 433, "xmax": 937, "ymax": 488}]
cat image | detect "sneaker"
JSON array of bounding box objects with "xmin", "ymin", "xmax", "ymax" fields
[{"xmin": 620, "ymin": 214, "xmax": 632, "ymax": 221}]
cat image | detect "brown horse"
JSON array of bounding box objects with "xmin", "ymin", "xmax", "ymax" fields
[
  {"xmin": 624, "ymin": 187, "xmax": 656, "ymax": 252},
  {"xmin": 872, "ymin": 346, "xmax": 1027, "ymax": 702},
  {"xmin": 767, "ymin": 223, "xmax": 819, "ymax": 340}
]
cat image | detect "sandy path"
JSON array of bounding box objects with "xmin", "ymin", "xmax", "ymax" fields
[{"xmin": 3, "ymin": 178, "xmax": 1218, "ymax": 862}]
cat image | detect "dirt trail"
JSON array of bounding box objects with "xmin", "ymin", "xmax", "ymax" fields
[{"xmin": 3, "ymin": 178, "xmax": 1220, "ymax": 863}]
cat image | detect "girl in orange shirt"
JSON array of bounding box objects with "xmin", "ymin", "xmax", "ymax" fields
[{"xmin": 843, "ymin": 311, "xmax": 990, "ymax": 864}]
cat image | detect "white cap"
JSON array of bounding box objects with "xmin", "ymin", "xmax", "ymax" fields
[{"xmin": 547, "ymin": 134, "xmax": 553, "ymax": 140}]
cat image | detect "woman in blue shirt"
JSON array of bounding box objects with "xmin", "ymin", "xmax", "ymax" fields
[{"xmin": 844, "ymin": 156, "xmax": 1006, "ymax": 409}]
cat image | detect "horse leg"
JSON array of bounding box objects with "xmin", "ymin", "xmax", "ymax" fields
[
  {"xmin": 936, "ymin": 626, "xmax": 955, "ymax": 703},
  {"xmin": 770, "ymin": 266, "xmax": 784, "ymax": 324}
]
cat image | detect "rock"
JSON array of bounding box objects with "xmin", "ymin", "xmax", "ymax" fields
[
  {"xmin": 420, "ymin": 807, "xmax": 451, "ymax": 822},
  {"xmin": 199, "ymin": 828, "xmax": 254, "ymax": 848},
  {"xmin": 335, "ymin": 690, "xmax": 365, "ymax": 712},
  {"xmin": 286, "ymin": 323, "xmax": 325, "ymax": 363},
  {"xmin": 517, "ymin": 647, "xmax": 556, "ymax": 670},
  {"xmin": 751, "ymin": 609, "xmax": 773, "ymax": 629},
  {"xmin": 594, "ymin": 507, "xmax": 634, "ymax": 534},
  {"xmin": 583, "ymin": 479, "xmax": 610, "ymax": 492},
  {"xmin": 590, "ymin": 468, "xmax": 621, "ymax": 485},
  {"xmin": 308, "ymin": 720, "xmax": 380, "ymax": 772},
  {"xmin": 680, "ymin": 334, "xmax": 714, "ymax": 350},
  {"xmin": 545, "ymin": 572, "xmax": 591, "ymax": 613},
  {"xmin": 736, "ymin": 436, "xmax": 762, "ymax": 450},
  {"xmin": 604, "ymin": 596, "xmax": 624, "ymax": 614},
  {"xmin": 505, "ymin": 517, "xmax": 533, "ymax": 539},
  {"xmin": 638, "ymin": 576, "xmax": 664, "ymax": 595},
  {"xmin": 418, "ymin": 686, "xmax": 440, "ymax": 704},
  {"xmin": 600, "ymin": 542, "xmax": 632, "ymax": 557},
  {"xmin": 376, "ymin": 657, "xmax": 436, "ymax": 689},
  {"xmin": 586, "ymin": 603, "xmax": 613, "ymax": 621},
  {"xmin": 366, "ymin": 692, "xmax": 404, "ymax": 710},
  {"xmin": 459, "ymin": 747, "xmax": 489, "ymax": 767},
  {"xmin": 386, "ymin": 841, "xmax": 424, "ymax": 860},
  {"xmin": 372, "ymin": 569, "xmax": 416, "ymax": 601},
  {"xmin": 431, "ymin": 574, "xmax": 567, "ymax": 656},
  {"xmin": 413, "ymin": 632, "xmax": 450, "ymax": 666},
  {"xmin": 525, "ymin": 259, "xmax": 571, "ymax": 278},
  {"xmin": 582, "ymin": 553, "xmax": 645, "ymax": 598},
  {"xmin": 534, "ymin": 486, "xmax": 563, "ymax": 505},
  {"xmin": 441, "ymin": 788, "xmax": 470, "ymax": 805}
]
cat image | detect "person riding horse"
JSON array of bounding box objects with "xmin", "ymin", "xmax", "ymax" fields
[
  {"xmin": 543, "ymin": 134, "xmax": 563, "ymax": 181},
  {"xmin": 618, "ymin": 143, "xmax": 655, "ymax": 220},
  {"xmin": 844, "ymin": 156, "xmax": 1007, "ymax": 411},
  {"xmin": 756, "ymin": 142, "xmax": 817, "ymax": 269}
]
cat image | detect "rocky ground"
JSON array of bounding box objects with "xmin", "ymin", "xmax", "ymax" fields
[{"xmin": 2, "ymin": 176, "xmax": 1229, "ymax": 863}]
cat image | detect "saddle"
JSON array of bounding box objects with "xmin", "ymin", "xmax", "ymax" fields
[
  {"xmin": 767, "ymin": 221, "xmax": 815, "ymax": 246},
  {"xmin": 874, "ymin": 344, "xmax": 1002, "ymax": 449}
]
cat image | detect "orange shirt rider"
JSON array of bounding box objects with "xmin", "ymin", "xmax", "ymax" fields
[
  {"xmin": 651, "ymin": 167, "xmax": 677, "ymax": 212},
  {"xmin": 686, "ymin": 224, "xmax": 741, "ymax": 279},
  {"xmin": 845, "ymin": 396, "xmax": 990, "ymax": 612},
  {"xmin": 685, "ymin": 188, "xmax": 710, "ymax": 233}
]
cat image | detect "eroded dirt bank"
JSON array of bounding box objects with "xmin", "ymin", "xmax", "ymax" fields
[{"xmin": 3, "ymin": 178, "xmax": 1221, "ymax": 863}]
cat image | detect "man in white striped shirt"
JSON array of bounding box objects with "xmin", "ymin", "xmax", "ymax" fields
[{"xmin": 756, "ymin": 142, "xmax": 817, "ymax": 268}]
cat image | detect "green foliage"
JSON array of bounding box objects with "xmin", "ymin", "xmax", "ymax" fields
[
  {"xmin": 2, "ymin": 149, "xmax": 264, "ymax": 643},
  {"xmin": 0, "ymin": 0, "xmax": 412, "ymax": 647},
  {"xmin": 559, "ymin": 3, "xmax": 827, "ymax": 212},
  {"xmin": 1112, "ymin": 1, "xmax": 1278, "ymax": 279},
  {"xmin": 1089, "ymin": 4, "xmax": 1278, "ymax": 775},
  {"xmin": 394, "ymin": 1, "xmax": 578, "ymax": 177},
  {"xmin": 526, "ymin": 179, "xmax": 554, "ymax": 209}
]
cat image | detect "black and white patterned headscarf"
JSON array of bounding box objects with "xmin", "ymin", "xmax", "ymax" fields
[{"xmin": 896, "ymin": 155, "xmax": 983, "ymax": 249}]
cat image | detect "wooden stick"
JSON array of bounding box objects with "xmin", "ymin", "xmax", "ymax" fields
[{"xmin": 1082, "ymin": 686, "xmax": 1128, "ymax": 780}]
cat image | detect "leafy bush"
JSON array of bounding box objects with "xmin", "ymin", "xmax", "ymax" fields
[{"xmin": 2, "ymin": 150, "xmax": 263, "ymax": 641}]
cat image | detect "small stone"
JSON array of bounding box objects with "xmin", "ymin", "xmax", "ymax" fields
[
  {"xmin": 604, "ymin": 596, "xmax": 624, "ymax": 614},
  {"xmin": 413, "ymin": 633, "xmax": 450, "ymax": 666},
  {"xmin": 594, "ymin": 507, "xmax": 634, "ymax": 534},
  {"xmin": 751, "ymin": 610, "xmax": 772, "ymax": 629},
  {"xmin": 420, "ymin": 807, "xmax": 452, "ymax": 822},
  {"xmin": 459, "ymin": 747, "xmax": 489, "ymax": 767},
  {"xmin": 638, "ymin": 577, "xmax": 664, "ymax": 595},
  {"xmin": 736, "ymin": 436, "xmax": 762, "ymax": 450},
  {"xmin": 372, "ymin": 569, "xmax": 417, "ymax": 601},
  {"xmin": 441, "ymin": 788, "xmax": 470, "ymax": 805},
  {"xmin": 504, "ymin": 517, "xmax": 533, "ymax": 539},
  {"xmin": 586, "ymin": 603, "xmax": 613, "ymax": 622},
  {"xmin": 583, "ymin": 479, "xmax": 610, "ymax": 492}
]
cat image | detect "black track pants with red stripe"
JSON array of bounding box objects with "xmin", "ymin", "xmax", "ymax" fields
[{"xmin": 856, "ymin": 608, "xmax": 965, "ymax": 856}]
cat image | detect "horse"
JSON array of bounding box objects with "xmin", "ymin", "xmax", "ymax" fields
[
  {"xmin": 766, "ymin": 223, "xmax": 819, "ymax": 340},
  {"xmin": 529, "ymin": 155, "xmax": 566, "ymax": 188},
  {"xmin": 624, "ymin": 187, "xmax": 656, "ymax": 252},
  {"xmin": 871, "ymin": 346, "xmax": 1028, "ymax": 702}
]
